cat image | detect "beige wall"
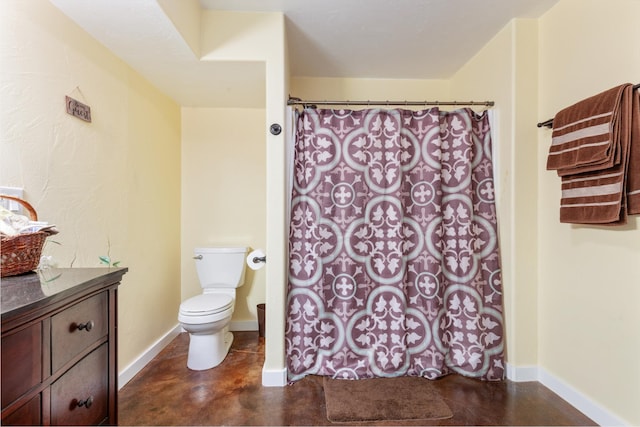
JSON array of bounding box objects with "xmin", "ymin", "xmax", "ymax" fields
[
  {"xmin": 181, "ymin": 108, "xmax": 266, "ymax": 324},
  {"xmin": 538, "ymin": 1, "xmax": 640, "ymax": 424},
  {"xmin": 5, "ymin": 0, "xmax": 640, "ymax": 422},
  {"xmin": 0, "ymin": 1, "xmax": 182, "ymax": 370},
  {"xmin": 197, "ymin": 10, "xmax": 288, "ymax": 383},
  {"xmin": 290, "ymin": 77, "xmax": 450, "ymax": 105},
  {"xmin": 450, "ymin": 19, "xmax": 540, "ymax": 369},
  {"xmin": 449, "ymin": 3, "xmax": 640, "ymax": 422}
]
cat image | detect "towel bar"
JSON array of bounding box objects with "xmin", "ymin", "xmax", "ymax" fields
[{"xmin": 537, "ymin": 83, "xmax": 640, "ymax": 128}]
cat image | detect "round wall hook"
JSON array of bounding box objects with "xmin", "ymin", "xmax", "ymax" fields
[{"xmin": 270, "ymin": 123, "xmax": 282, "ymax": 135}]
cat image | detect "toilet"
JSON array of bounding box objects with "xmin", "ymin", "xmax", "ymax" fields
[{"xmin": 178, "ymin": 246, "xmax": 248, "ymax": 370}]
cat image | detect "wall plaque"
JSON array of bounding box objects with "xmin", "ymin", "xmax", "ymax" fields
[{"xmin": 65, "ymin": 95, "xmax": 92, "ymax": 122}]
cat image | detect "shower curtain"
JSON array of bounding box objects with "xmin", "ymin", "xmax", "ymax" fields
[{"xmin": 285, "ymin": 107, "xmax": 504, "ymax": 382}]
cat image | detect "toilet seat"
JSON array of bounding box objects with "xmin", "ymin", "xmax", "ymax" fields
[
  {"xmin": 179, "ymin": 294, "xmax": 234, "ymax": 326},
  {"xmin": 179, "ymin": 294, "xmax": 233, "ymax": 317}
]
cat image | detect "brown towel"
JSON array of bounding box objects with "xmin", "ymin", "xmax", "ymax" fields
[
  {"xmin": 547, "ymin": 84, "xmax": 628, "ymax": 175},
  {"xmin": 627, "ymin": 88, "xmax": 640, "ymax": 214},
  {"xmin": 547, "ymin": 84, "xmax": 635, "ymax": 224}
]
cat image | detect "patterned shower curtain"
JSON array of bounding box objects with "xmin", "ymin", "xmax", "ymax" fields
[{"xmin": 285, "ymin": 107, "xmax": 505, "ymax": 382}]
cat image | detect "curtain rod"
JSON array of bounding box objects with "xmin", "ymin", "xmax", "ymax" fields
[
  {"xmin": 537, "ymin": 83, "xmax": 640, "ymax": 128},
  {"xmin": 287, "ymin": 96, "xmax": 494, "ymax": 108}
]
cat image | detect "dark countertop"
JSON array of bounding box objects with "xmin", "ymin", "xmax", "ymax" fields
[{"xmin": 1, "ymin": 267, "xmax": 128, "ymax": 318}]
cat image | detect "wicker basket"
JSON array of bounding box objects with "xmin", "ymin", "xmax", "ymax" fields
[{"xmin": 1, "ymin": 195, "xmax": 56, "ymax": 277}]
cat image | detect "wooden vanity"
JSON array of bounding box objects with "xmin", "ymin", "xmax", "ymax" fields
[{"xmin": 1, "ymin": 268, "xmax": 127, "ymax": 426}]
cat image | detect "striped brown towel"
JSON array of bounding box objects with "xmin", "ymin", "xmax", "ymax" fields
[
  {"xmin": 628, "ymin": 88, "xmax": 640, "ymax": 215},
  {"xmin": 547, "ymin": 83, "xmax": 635, "ymax": 224}
]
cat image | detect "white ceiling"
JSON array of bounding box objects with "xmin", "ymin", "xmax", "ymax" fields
[{"xmin": 51, "ymin": 0, "xmax": 559, "ymax": 108}]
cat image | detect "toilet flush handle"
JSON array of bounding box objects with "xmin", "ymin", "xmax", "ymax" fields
[{"xmin": 193, "ymin": 255, "xmax": 203, "ymax": 260}]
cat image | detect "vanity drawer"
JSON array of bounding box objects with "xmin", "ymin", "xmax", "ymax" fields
[
  {"xmin": 1, "ymin": 322, "xmax": 42, "ymax": 409},
  {"xmin": 50, "ymin": 344, "xmax": 108, "ymax": 426},
  {"xmin": 1, "ymin": 268, "xmax": 125, "ymax": 425},
  {"xmin": 2, "ymin": 394, "xmax": 41, "ymax": 426},
  {"xmin": 51, "ymin": 293, "xmax": 108, "ymax": 373}
]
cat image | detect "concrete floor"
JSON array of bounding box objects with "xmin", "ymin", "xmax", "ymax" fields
[{"xmin": 118, "ymin": 331, "xmax": 597, "ymax": 426}]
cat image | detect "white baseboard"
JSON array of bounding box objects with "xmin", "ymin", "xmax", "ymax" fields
[
  {"xmin": 506, "ymin": 363, "xmax": 538, "ymax": 382},
  {"xmin": 118, "ymin": 324, "xmax": 182, "ymax": 389},
  {"xmin": 262, "ymin": 366, "xmax": 287, "ymax": 387},
  {"xmin": 117, "ymin": 322, "xmax": 257, "ymax": 390},
  {"xmin": 538, "ymin": 367, "xmax": 629, "ymax": 427},
  {"xmin": 507, "ymin": 364, "xmax": 629, "ymax": 426},
  {"xmin": 230, "ymin": 320, "xmax": 258, "ymax": 332},
  {"xmin": 118, "ymin": 333, "xmax": 629, "ymax": 424},
  {"xmin": 118, "ymin": 333, "xmax": 629, "ymax": 425}
]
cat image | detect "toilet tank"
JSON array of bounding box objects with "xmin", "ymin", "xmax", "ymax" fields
[{"xmin": 194, "ymin": 247, "xmax": 248, "ymax": 289}]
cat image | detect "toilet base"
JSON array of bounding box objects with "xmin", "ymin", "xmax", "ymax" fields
[{"xmin": 186, "ymin": 329, "xmax": 234, "ymax": 371}]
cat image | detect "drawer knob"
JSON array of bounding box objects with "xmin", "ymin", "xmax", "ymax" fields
[
  {"xmin": 76, "ymin": 321, "xmax": 94, "ymax": 332},
  {"xmin": 77, "ymin": 396, "xmax": 94, "ymax": 409}
]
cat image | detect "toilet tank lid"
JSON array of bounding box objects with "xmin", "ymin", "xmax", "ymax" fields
[{"xmin": 194, "ymin": 247, "xmax": 248, "ymax": 254}]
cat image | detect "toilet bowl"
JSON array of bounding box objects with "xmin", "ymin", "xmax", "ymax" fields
[{"xmin": 178, "ymin": 247, "xmax": 247, "ymax": 370}]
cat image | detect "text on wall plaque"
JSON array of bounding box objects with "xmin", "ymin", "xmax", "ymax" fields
[{"xmin": 65, "ymin": 96, "xmax": 92, "ymax": 123}]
